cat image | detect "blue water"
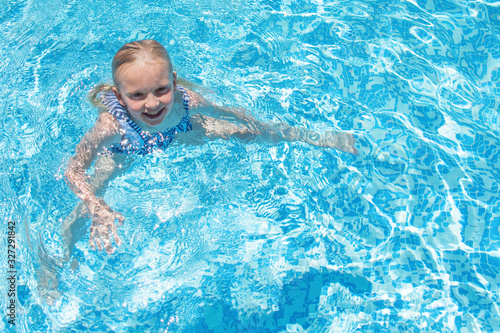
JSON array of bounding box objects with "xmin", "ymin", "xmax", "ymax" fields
[{"xmin": 1, "ymin": 0, "xmax": 500, "ymax": 331}]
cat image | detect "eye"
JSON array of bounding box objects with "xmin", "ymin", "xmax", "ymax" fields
[
  {"xmin": 155, "ymin": 86, "xmax": 171, "ymax": 95},
  {"xmin": 130, "ymin": 92, "xmax": 145, "ymax": 100}
]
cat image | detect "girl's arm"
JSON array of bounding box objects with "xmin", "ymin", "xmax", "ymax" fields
[
  {"xmin": 64, "ymin": 112, "xmax": 124, "ymax": 254},
  {"xmin": 186, "ymin": 89, "xmax": 358, "ymax": 155},
  {"xmin": 62, "ymin": 153, "xmax": 131, "ymax": 261}
]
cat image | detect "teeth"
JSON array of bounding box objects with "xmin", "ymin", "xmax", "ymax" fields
[{"xmin": 146, "ymin": 108, "xmax": 163, "ymax": 117}]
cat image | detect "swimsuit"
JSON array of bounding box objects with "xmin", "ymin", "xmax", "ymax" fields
[{"xmin": 101, "ymin": 87, "xmax": 192, "ymax": 155}]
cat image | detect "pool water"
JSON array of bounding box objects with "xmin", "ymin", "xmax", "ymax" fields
[{"xmin": 1, "ymin": 0, "xmax": 500, "ymax": 332}]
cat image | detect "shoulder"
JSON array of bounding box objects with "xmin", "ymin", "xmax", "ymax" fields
[
  {"xmin": 96, "ymin": 111, "xmax": 121, "ymax": 132},
  {"xmin": 80, "ymin": 112, "xmax": 123, "ymax": 149},
  {"xmin": 70, "ymin": 112, "xmax": 124, "ymax": 169},
  {"xmin": 181, "ymin": 87, "xmax": 211, "ymax": 110}
]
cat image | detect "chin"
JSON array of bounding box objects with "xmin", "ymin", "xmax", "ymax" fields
[
  {"xmin": 145, "ymin": 118, "xmax": 166, "ymax": 128},
  {"xmin": 142, "ymin": 107, "xmax": 167, "ymax": 127}
]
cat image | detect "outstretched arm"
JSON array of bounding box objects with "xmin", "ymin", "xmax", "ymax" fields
[
  {"xmin": 64, "ymin": 112, "xmax": 125, "ymax": 254},
  {"xmin": 186, "ymin": 89, "xmax": 358, "ymax": 155},
  {"xmin": 263, "ymin": 123, "xmax": 359, "ymax": 155}
]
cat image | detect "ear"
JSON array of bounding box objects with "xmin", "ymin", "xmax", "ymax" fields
[
  {"xmin": 112, "ymin": 86, "xmax": 126, "ymax": 106},
  {"xmin": 172, "ymin": 71, "xmax": 177, "ymax": 90}
]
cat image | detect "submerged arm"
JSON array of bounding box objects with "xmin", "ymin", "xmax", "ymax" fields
[
  {"xmin": 263, "ymin": 123, "xmax": 359, "ymax": 155},
  {"xmin": 186, "ymin": 89, "xmax": 358, "ymax": 155},
  {"xmin": 64, "ymin": 112, "xmax": 124, "ymax": 254}
]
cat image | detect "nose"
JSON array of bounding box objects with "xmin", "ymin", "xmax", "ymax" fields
[{"xmin": 145, "ymin": 93, "xmax": 159, "ymax": 110}]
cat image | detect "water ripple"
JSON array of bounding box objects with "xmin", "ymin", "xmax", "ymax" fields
[{"xmin": 2, "ymin": 0, "xmax": 500, "ymax": 331}]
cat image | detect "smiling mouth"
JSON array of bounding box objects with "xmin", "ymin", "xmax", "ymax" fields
[{"xmin": 143, "ymin": 107, "xmax": 165, "ymax": 120}]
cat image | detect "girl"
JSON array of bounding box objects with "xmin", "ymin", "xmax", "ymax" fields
[{"xmin": 64, "ymin": 39, "xmax": 358, "ymax": 257}]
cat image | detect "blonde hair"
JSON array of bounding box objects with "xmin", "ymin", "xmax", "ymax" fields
[{"xmin": 88, "ymin": 39, "xmax": 173, "ymax": 107}]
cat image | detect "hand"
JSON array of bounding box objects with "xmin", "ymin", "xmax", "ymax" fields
[
  {"xmin": 317, "ymin": 131, "xmax": 359, "ymax": 155},
  {"xmin": 86, "ymin": 199, "xmax": 124, "ymax": 254}
]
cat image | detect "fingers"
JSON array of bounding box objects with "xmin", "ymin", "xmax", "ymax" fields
[
  {"xmin": 335, "ymin": 132, "xmax": 358, "ymax": 155},
  {"xmin": 92, "ymin": 226, "xmax": 104, "ymax": 252},
  {"xmin": 100, "ymin": 226, "xmax": 114, "ymax": 255},
  {"xmin": 110, "ymin": 224, "xmax": 122, "ymax": 247},
  {"xmin": 89, "ymin": 226, "xmax": 97, "ymax": 251},
  {"xmin": 351, "ymin": 136, "xmax": 359, "ymax": 156},
  {"xmin": 346, "ymin": 133, "xmax": 359, "ymax": 156},
  {"xmin": 115, "ymin": 212, "xmax": 125, "ymax": 226},
  {"xmin": 89, "ymin": 224, "xmax": 113, "ymax": 254},
  {"xmin": 89, "ymin": 211, "xmax": 124, "ymax": 255},
  {"xmin": 352, "ymin": 146, "xmax": 359, "ymax": 156}
]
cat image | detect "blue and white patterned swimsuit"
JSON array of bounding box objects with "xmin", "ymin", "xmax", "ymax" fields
[{"xmin": 101, "ymin": 87, "xmax": 192, "ymax": 155}]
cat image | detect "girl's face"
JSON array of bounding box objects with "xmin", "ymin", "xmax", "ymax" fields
[{"xmin": 113, "ymin": 59, "xmax": 177, "ymax": 129}]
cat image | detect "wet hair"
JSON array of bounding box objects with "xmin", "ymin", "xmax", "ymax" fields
[
  {"xmin": 111, "ymin": 39, "xmax": 173, "ymax": 85},
  {"xmin": 88, "ymin": 39, "xmax": 173, "ymax": 107}
]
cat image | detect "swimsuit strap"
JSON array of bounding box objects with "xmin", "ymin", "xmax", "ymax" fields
[
  {"xmin": 101, "ymin": 92, "xmax": 145, "ymax": 154},
  {"xmin": 174, "ymin": 86, "xmax": 192, "ymax": 133},
  {"xmin": 178, "ymin": 86, "xmax": 190, "ymax": 116}
]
